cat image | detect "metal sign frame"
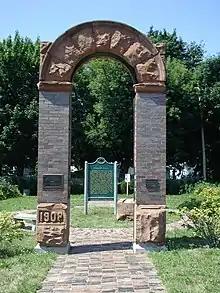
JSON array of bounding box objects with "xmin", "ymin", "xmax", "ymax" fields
[{"xmin": 84, "ymin": 157, "xmax": 118, "ymax": 215}]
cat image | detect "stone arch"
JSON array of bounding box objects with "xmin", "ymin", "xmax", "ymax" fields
[
  {"xmin": 36, "ymin": 21, "xmax": 167, "ymax": 254},
  {"xmin": 39, "ymin": 21, "xmax": 165, "ymax": 91}
]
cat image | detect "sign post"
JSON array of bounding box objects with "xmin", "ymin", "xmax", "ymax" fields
[
  {"xmin": 84, "ymin": 157, "xmax": 118, "ymax": 215},
  {"xmin": 125, "ymin": 173, "xmax": 131, "ymax": 196}
]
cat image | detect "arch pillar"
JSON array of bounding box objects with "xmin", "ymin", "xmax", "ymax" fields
[
  {"xmin": 35, "ymin": 81, "xmax": 72, "ymax": 253},
  {"xmin": 133, "ymin": 82, "xmax": 166, "ymax": 252}
]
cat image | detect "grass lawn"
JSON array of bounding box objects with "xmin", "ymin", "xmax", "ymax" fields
[
  {"xmin": 71, "ymin": 206, "xmax": 132, "ymax": 228},
  {"xmin": 166, "ymin": 194, "xmax": 189, "ymax": 210},
  {"xmin": 0, "ymin": 193, "xmax": 190, "ymax": 211},
  {"xmin": 1, "ymin": 194, "xmax": 218, "ymax": 293},
  {"xmin": 0, "ymin": 194, "xmax": 190, "ymax": 226},
  {"xmin": 166, "ymin": 194, "xmax": 190, "ymax": 223},
  {"xmin": 0, "ymin": 231, "xmax": 56, "ymax": 293},
  {"xmin": 166, "ymin": 212, "xmax": 182, "ymax": 223},
  {"xmin": 150, "ymin": 228, "xmax": 220, "ymax": 293},
  {"xmin": 0, "ymin": 194, "xmax": 84, "ymax": 212},
  {"xmin": 0, "ymin": 194, "xmax": 132, "ymax": 212}
]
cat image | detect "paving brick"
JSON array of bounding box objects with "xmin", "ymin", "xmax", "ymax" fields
[{"xmin": 37, "ymin": 228, "xmax": 165, "ymax": 293}]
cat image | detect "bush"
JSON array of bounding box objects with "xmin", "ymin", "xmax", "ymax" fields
[
  {"xmin": 119, "ymin": 180, "xmax": 134, "ymax": 194},
  {"xmin": 0, "ymin": 178, "xmax": 22, "ymax": 200},
  {"xmin": 3, "ymin": 175, "xmax": 37, "ymax": 195},
  {"xmin": 70, "ymin": 177, "xmax": 84, "ymax": 194},
  {"xmin": 166, "ymin": 179, "xmax": 184, "ymax": 194},
  {"xmin": 0, "ymin": 212, "xmax": 23, "ymax": 243},
  {"xmin": 181, "ymin": 186, "xmax": 220, "ymax": 247},
  {"xmin": 181, "ymin": 180, "xmax": 219, "ymax": 194}
]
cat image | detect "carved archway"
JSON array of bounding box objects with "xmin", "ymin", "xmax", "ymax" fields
[
  {"xmin": 38, "ymin": 20, "xmax": 165, "ymax": 92},
  {"xmin": 36, "ymin": 21, "xmax": 166, "ymax": 254}
]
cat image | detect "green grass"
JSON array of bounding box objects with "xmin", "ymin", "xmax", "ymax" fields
[
  {"xmin": 0, "ymin": 193, "xmax": 190, "ymax": 212},
  {"xmin": 0, "ymin": 195, "xmax": 83, "ymax": 212},
  {"xmin": 150, "ymin": 228, "xmax": 220, "ymax": 293},
  {"xmin": 0, "ymin": 231, "xmax": 56, "ymax": 293},
  {"xmin": 71, "ymin": 206, "xmax": 132, "ymax": 228},
  {"xmin": 0, "ymin": 194, "xmax": 133, "ymax": 212},
  {"xmin": 0, "ymin": 194, "xmax": 189, "ymax": 226},
  {"xmin": 166, "ymin": 194, "xmax": 191, "ymax": 223},
  {"xmin": 0, "ymin": 196, "xmax": 37, "ymax": 212},
  {"xmin": 166, "ymin": 194, "xmax": 189, "ymax": 210},
  {"xmin": 166, "ymin": 212, "xmax": 181, "ymax": 224}
]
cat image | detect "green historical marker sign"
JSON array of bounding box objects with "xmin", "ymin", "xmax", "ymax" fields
[{"xmin": 84, "ymin": 157, "xmax": 118, "ymax": 215}]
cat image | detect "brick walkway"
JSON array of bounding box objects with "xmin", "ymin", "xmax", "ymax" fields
[{"xmin": 37, "ymin": 228, "xmax": 165, "ymax": 293}]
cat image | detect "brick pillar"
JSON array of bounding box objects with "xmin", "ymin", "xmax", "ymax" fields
[
  {"xmin": 35, "ymin": 81, "xmax": 72, "ymax": 254},
  {"xmin": 133, "ymin": 83, "xmax": 166, "ymax": 252}
]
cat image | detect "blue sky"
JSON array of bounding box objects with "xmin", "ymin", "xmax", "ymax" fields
[{"xmin": 0, "ymin": 0, "xmax": 219, "ymax": 56}]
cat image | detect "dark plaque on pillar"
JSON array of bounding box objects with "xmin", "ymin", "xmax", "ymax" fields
[
  {"xmin": 145, "ymin": 179, "xmax": 160, "ymax": 192},
  {"xmin": 43, "ymin": 174, "xmax": 64, "ymax": 190}
]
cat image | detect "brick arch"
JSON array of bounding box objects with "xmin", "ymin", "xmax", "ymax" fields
[{"xmin": 39, "ymin": 21, "xmax": 165, "ymax": 88}]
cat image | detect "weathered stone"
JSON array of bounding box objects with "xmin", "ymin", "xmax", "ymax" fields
[
  {"xmin": 36, "ymin": 203, "xmax": 69, "ymax": 247},
  {"xmin": 95, "ymin": 27, "xmax": 111, "ymax": 49},
  {"xmin": 49, "ymin": 60, "xmax": 72, "ymax": 79},
  {"xmin": 110, "ymin": 30, "xmax": 133, "ymax": 54},
  {"xmin": 156, "ymin": 43, "xmax": 165, "ymax": 61},
  {"xmin": 123, "ymin": 42, "xmax": 152, "ymax": 66},
  {"xmin": 117, "ymin": 199, "xmax": 134, "ymax": 220},
  {"xmin": 134, "ymin": 82, "xmax": 165, "ymax": 93},
  {"xmin": 135, "ymin": 205, "xmax": 166, "ymax": 245},
  {"xmin": 136, "ymin": 58, "xmax": 159, "ymax": 82},
  {"xmin": 39, "ymin": 21, "xmax": 165, "ymax": 83},
  {"xmin": 40, "ymin": 41, "xmax": 52, "ymax": 67},
  {"xmin": 37, "ymin": 81, "xmax": 72, "ymax": 92}
]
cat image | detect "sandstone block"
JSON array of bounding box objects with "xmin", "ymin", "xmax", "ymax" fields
[
  {"xmin": 117, "ymin": 198, "xmax": 134, "ymax": 220},
  {"xmin": 135, "ymin": 205, "xmax": 166, "ymax": 245},
  {"xmin": 36, "ymin": 203, "xmax": 69, "ymax": 247}
]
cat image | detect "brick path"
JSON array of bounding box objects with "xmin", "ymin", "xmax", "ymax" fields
[{"xmin": 37, "ymin": 228, "xmax": 165, "ymax": 293}]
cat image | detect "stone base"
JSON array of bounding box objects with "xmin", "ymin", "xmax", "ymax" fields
[
  {"xmin": 117, "ymin": 198, "xmax": 134, "ymax": 220},
  {"xmin": 35, "ymin": 242, "xmax": 70, "ymax": 254},
  {"xmin": 133, "ymin": 242, "xmax": 167, "ymax": 253},
  {"xmin": 135, "ymin": 205, "xmax": 166, "ymax": 244}
]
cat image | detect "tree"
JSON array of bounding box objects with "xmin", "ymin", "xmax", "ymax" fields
[
  {"xmin": 2, "ymin": 29, "xmax": 219, "ymax": 182},
  {"xmin": 72, "ymin": 59, "xmax": 134, "ymax": 171},
  {"xmin": 192, "ymin": 57, "xmax": 220, "ymax": 180},
  {"xmin": 148, "ymin": 27, "xmax": 204, "ymax": 69},
  {"xmin": 0, "ymin": 32, "xmax": 39, "ymax": 175}
]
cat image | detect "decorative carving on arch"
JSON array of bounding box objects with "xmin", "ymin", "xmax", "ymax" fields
[
  {"xmin": 40, "ymin": 42, "xmax": 52, "ymax": 67},
  {"xmin": 39, "ymin": 21, "xmax": 165, "ymax": 87}
]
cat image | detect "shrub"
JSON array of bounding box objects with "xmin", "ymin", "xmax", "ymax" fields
[
  {"xmin": 2, "ymin": 175, "xmax": 37, "ymax": 195},
  {"xmin": 181, "ymin": 186, "xmax": 220, "ymax": 247},
  {"xmin": 166, "ymin": 179, "xmax": 184, "ymax": 194},
  {"xmin": 0, "ymin": 178, "xmax": 22, "ymax": 200},
  {"xmin": 0, "ymin": 212, "xmax": 23, "ymax": 243},
  {"xmin": 119, "ymin": 180, "xmax": 134, "ymax": 194},
  {"xmin": 182, "ymin": 180, "xmax": 219, "ymax": 194},
  {"xmin": 166, "ymin": 178, "xmax": 201, "ymax": 195},
  {"xmin": 70, "ymin": 178, "xmax": 84, "ymax": 194}
]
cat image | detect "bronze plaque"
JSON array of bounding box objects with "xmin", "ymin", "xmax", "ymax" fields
[
  {"xmin": 43, "ymin": 174, "xmax": 64, "ymax": 190},
  {"xmin": 145, "ymin": 179, "xmax": 160, "ymax": 192}
]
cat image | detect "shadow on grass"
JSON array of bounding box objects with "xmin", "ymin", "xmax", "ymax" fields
[
  {"xmin": 166, "ymin": 235, "xmax": 209, "ymax": 251},
  {"xmin": 70, "ymin": 241, "xmax": 132, "ymax": 254}
]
